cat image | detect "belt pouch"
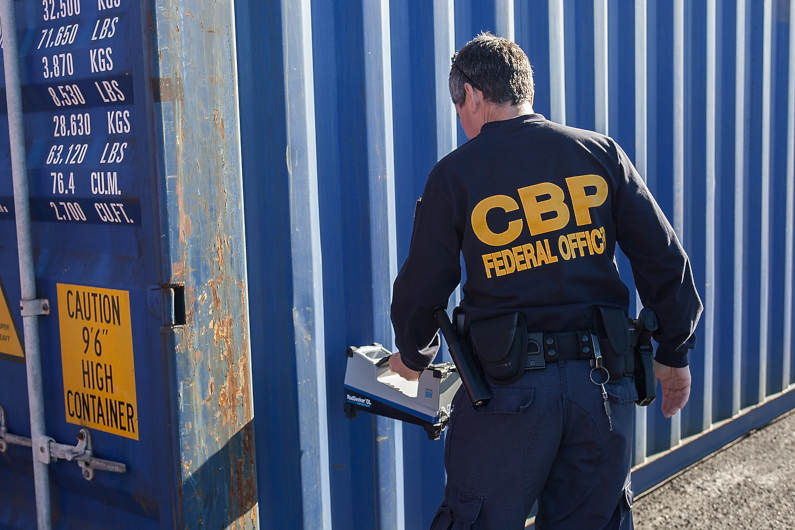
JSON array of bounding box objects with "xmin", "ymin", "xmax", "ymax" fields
[
  {"xmin": 469, "ymin": 312, "xmax": 527, "ymax": 384},
  {"xmin": 598, "ymin": 306, "xmax": 631, "ymax": 376}
]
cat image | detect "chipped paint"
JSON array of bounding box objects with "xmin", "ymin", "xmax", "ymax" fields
[{"xmin": 152, "ymin": 0, "xmax": 257, "ymax": 527}]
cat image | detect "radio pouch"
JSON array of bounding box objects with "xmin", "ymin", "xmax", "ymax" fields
[
  {"xmin": 469, "ymin": 312, "xmax": 527, "ymax": 384},
  {"xmin": 598, "ymin": 306, "xmax": 633, "ymax": 378}
]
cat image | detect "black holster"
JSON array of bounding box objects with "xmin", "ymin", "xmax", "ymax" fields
[
  {"xmin": 598, "ymin": 306, "xmax": 656, "ymax": 406},
  {"xmin": 468, "ymin": 312, "xmax": 528, "ymax": 385},
  {"xmin": 632, "ymin": 308, "xmax": 658, "ymax": 406}
]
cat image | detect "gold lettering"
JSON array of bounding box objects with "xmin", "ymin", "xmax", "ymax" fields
[
  {"xmin": 493, "ymin": 253, "xmax": 506, "ymax": 276},
  {"xmin": 567, "ymin": 232, "xmax": 579, "ymax": 257},
  {"xmin": 517, "ymin": 182, "xmax": 571, "ymax": 236},
  {"xmin": 471, "ymin": 195, "xmax": 524, "ymax": 246},
  {"xmin": 584, "ymin": 229, "xmax": 595, "ymax": 254},
  {"xmin": 592, "ymin": 227, "xmax": 605, "ymax": 254},
  {"xmin": 523, "ymin": 242, "xmax": 538, "ymax": 268},
  {"xmin": 513, "ymin": 245, "xmax": 527, "ymax": 271},
  {"xmin": 501, "ymin": 249, "xmax": 516, "ymax": 274},
  {"xmin": 535, "ymin": 240, "xmax": 549, "ymax": 265},
  {"xmin": 575, "ymin": 231, "xmax": 589, "ymax": 257},
  {"xmin": 558, "ymin": 234, "xmax": 572, "ymax": 260},
  {"xmin": 482, "ymin": 253, "xmax": 496, "ymax": 279},
  {"xmin": 544, "ymin": 238, "xmax": 558, "ymax": 263},
  {"xmin": 565, "ymin": 174, "xmax": 609, "ymax": 226}
]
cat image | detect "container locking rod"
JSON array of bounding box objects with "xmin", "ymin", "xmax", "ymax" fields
[
  {"xmin": 1, "ymin": 406, "xmax": 126, "ymax": 481},
  {"xmin": 0, "ymin": 405, "xmax": 32, "ymax": 452},
  {"xmin": 36, "ymin": 429, "xmax": 127, "ymax": 481}
]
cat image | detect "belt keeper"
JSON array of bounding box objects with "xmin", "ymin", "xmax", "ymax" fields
[
  {"xmin": 544, "ymin": 334, "xmax": 558, "ymax": 360},
  {"xmin": 580, "ymin": 332, "xmax": 593, "ymax": 358}
]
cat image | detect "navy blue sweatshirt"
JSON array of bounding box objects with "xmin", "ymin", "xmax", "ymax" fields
[{"xmin": 391, "ymin": 114, "xmax": 702, "ymax": 371}]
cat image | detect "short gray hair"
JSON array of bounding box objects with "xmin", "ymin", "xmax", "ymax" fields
[{"xmin": 449, "ymin": 33, "xmax": 534, "ymax": 106}]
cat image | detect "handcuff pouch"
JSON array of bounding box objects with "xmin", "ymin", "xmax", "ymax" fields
[{"xmin": 469, "ymin": 312, "xmax": 527, "ymax": 384}]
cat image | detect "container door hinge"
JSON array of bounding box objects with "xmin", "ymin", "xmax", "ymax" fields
[{"xmin": 0, "ymin": 405, "xmax": 126, "ymax": 481}]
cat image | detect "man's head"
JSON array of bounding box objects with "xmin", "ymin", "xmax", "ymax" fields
[{"xmin": 449, "ymin": 33, "xmax": 534, "ymax": 139}]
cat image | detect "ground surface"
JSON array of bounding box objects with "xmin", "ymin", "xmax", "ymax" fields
[{"xmin": 633, "ymin": 409, "xmax": 795, "ymax": 529}]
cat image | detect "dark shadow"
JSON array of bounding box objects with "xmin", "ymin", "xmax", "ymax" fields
[{"xmin": 181, "ymin": 419, "xmax": 257, "ymax": 529}]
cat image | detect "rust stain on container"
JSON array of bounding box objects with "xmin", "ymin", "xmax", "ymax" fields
[{"xmin": 156, "ymin": 1, "xmax": 258, "ymax": 526}]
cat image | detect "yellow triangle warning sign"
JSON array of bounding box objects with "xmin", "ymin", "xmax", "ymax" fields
[{"xmin": 0, "ymin": 280, "xmax": 24, "ymax": 360}]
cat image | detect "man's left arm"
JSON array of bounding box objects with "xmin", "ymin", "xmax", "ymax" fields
[
  {"xmin": 610, "ymin": 141, "xmax": 703, "ymax": 368},
  {"xmin": 391, "ymin": 167, "xmax": 462, "ymax": 373}
]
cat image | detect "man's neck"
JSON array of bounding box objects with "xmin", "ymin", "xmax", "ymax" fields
[{"xmin": 483, "ymin": 101, "xmax": 534, "ymax": 124}]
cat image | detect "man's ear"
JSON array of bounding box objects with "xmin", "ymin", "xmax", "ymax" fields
[{"xmin": 464, "ymin": 83, "xmax": 480, "ymax": 109}]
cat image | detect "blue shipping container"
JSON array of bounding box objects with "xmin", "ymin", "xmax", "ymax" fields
[
  {"xmin": 0, "ymin": 0, "xmax": 794, "ymax": 528},
  {"xmin": 235, "ymin": 0, "xmax": 795, "ymax": 528}
]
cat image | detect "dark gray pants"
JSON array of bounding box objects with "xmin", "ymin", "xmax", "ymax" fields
[{"xmin": 431, "ymin": 359, "xmax": 636, "ymax": 530}]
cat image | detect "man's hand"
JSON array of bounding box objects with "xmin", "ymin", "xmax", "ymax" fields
[
  {"xmin": 388, "ymin": 353, "xmax": 421, "ymax": 381},
  {"xmin": 655, "ymin": 360, "xmax": 691, "ymax": 418}
]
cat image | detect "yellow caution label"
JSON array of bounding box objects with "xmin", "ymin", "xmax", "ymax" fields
[
  {"xmin": 0, "ymin": 281, "xmax": 24, "ymax": 360},
  {"xmin": 57, "ymin": 283, "xmax": 139, "ymax": 440}
]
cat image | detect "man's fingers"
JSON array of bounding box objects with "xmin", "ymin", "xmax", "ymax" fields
[
  {"xmin": 661, "ymin": 391, "xmax": 682, "ymax": 417},
  {"xmin": 660, "ymin": 382, "xmax": 691, "ymax": 418},
  {"xmin": 655, "ymin": 362, "xmax": 692, "ymax": 417},
  {"xmin": 388, "ymin": 353, "xmax": 421, "ymax": 381}
]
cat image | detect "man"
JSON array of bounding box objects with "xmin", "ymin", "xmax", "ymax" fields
[{"xmin": 389, "ymin": 33, "xmax": 702, "ymax": 529}]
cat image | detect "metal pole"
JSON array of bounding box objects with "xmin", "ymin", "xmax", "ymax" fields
[
  {"xmin": 784, "ymin": 0, "xmax": 795, "ymax": 390},
  {"xmin": 670, "ymin": 0, "xmax": 684, "ymax": 448},
  {"xmin": 0, "ymin": 2, "xmax": 51, "ymax": 528},
  {"xmin": 633, "ymin": 0, "xmax": 648, "ymax": 465},
  {"xmin": 495, "ymin": 0, "xmax": 515, "ymax": 41},
  {"xmin": 732, "ymin": 0, "xmax": 746, "ymax": 416},
  {"xmin": 548, "ymin": 0, "xmax": 566, "ymax": 124},
  {"xmin": 593, "ymin": 0, "xmax": 608, "ymax": 136},
  {"xmin": 758, "ymin": 0, "xmax": 773, "ymax": 402},
  {"xmin": 703, "ymin": 0, "xmax": 716, "ymax": 431},
  {"xmin": 434, "ymin": 0, "xmax": 456, "ymax": 162}
]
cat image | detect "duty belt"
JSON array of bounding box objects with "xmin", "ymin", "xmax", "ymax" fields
[
  {"xmin": 525, "ymin": 330, "xmax": 635, "ymax": 377},
  {"xmin": 525, "ymin": 330, "xmax": 595, "ymax": 369}
]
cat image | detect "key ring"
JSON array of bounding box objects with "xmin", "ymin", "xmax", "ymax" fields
[{"xmin": 589, "ymin": 366, "xmax": 610, "ymax": 386}]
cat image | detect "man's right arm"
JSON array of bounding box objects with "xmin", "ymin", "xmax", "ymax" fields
[{"xmin": 391, "ymin": 167, "xmax": 462, "ymax": 372}]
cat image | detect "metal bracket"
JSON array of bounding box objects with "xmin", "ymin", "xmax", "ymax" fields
[
  {"xmin": 0, "ymin": 405, "xmax": 126, "ymax": 481},
  {"xmin": 37, "ymin": 429, "xmax": 126, "ymax": 480},
  {"xmin": 0, "ymin": 405, "xmax": 32, "ymax": 453},
  {"xmin": 19, "ymin": 298, "xmax": 50, "ymax": 317}
]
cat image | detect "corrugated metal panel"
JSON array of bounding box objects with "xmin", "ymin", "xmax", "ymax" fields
[
  {"xmin": 4, "ymin": 0, "xmax": 793, "ymax": 527},
  {"xmin": 237, "ymin": 1, "xmax": 795, "ymax": 528},
  {"xmin": 0, "ymin": 1, "xmax": 256, "ymax": 528}
]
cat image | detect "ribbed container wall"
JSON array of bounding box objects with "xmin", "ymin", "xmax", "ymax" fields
[{"xmin": 235, "ymin": 0, "xmax": 795, "ymax": 528}]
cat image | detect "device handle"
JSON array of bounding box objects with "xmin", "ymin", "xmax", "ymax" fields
[{"xmin": 375, "ymin": 355, "xmax": 390, "ymax": 368}]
